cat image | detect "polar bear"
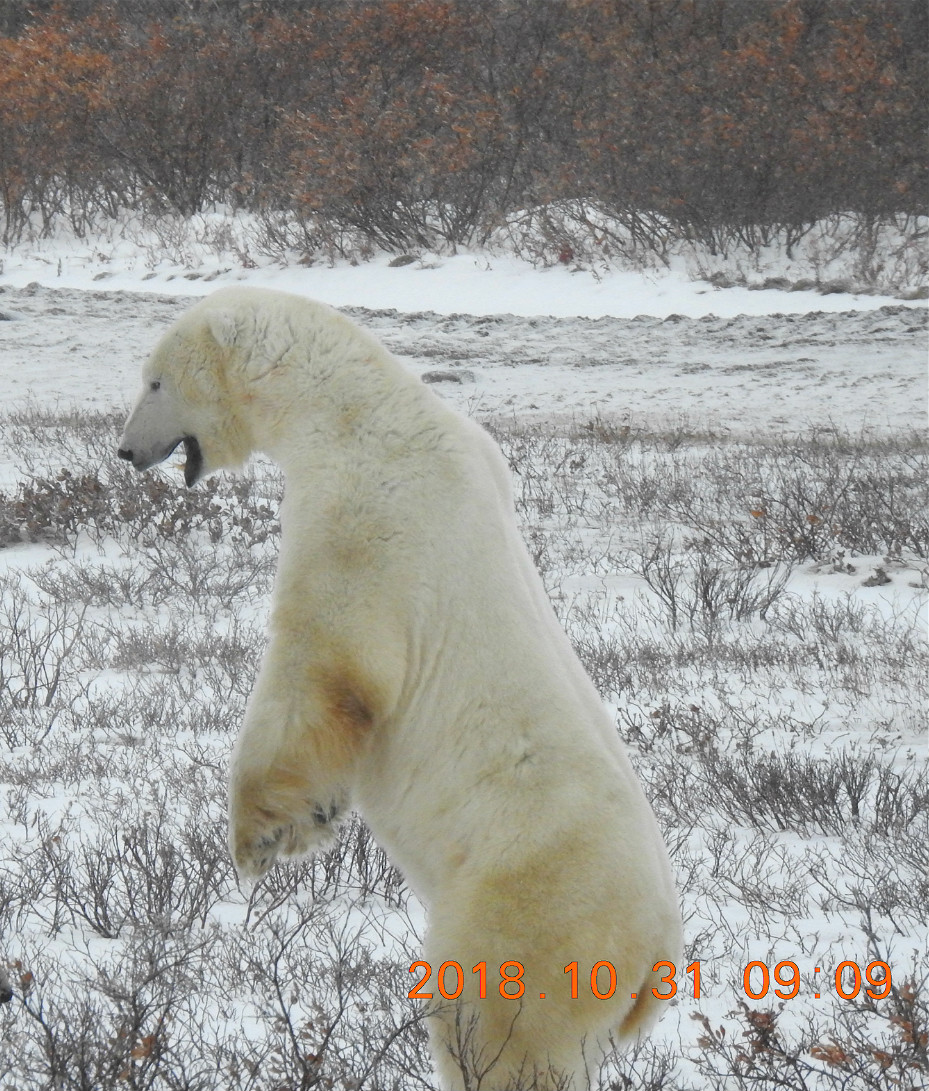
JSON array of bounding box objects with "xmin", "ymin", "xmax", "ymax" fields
[{"xmin": 118, "ymin": 286, "xmax": 681, "ymax": 1090}]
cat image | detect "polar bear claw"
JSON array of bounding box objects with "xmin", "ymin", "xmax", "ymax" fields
[{"xmin": 231, "ymin": 782, "xmax": 347, "ymax": 878}]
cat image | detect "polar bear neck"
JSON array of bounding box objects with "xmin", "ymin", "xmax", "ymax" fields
[{"xmin": 241, "ymin": 307, "xmax": 458, "ymax": 478}]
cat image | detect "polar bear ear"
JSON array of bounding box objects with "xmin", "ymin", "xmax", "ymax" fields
[{"xmin": 207, "ymin": 309, "xmax": 239, "ymax": 349}]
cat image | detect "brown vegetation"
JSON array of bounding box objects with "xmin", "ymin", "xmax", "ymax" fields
[{"xmin": 0, "ymin": 0, "xmax": 925, "ymax": 256}]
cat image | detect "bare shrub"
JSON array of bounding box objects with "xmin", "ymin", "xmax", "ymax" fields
[
  {"xmin": 627, "ymin": 532, "xmax": 792, "ymax": 633},
  {"xmin": 1, "ymin": 2, "xmax": 925, "ymax": 271},
  {"xmin": 247, "ymin": 816, "xmax": 407, "ymax": 923},
  {"xmin": 11, "ymin": 931, "xmax": 226, "ymax": 1091},
  {"xmin": 697, "ymin": 748, "xmax": 925, "ymax": 839},
  {"xmin": 0, "ymin": 400, "xmax": 924, "ymax": 1088},
  {"xmin": 681, "ymin": 430, "xmax": 929, "ymax": 564},
  {"xmin": 226, "ymin": 906, "xmax": 431, "ymax": 1090},
  {"xmin": 0, "ymin": 575, "xmax": 88, "ymax": 712},
  {"xmin": 14, "ymin": 798, "xmax": 231, "ymax": 940},
  {"xmin": 691, "ymin": 979, "xmax": 928, "ymax": 1091}
]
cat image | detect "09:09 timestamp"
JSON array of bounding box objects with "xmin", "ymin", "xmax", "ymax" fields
[{"xmin": 650, "ymin": 959, "xmax": 892, "ymax": 1001}]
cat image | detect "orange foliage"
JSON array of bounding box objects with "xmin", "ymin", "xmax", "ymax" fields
[{"xmin": 0, "ymin": 0, "xmax": 924, "ymax": 248}]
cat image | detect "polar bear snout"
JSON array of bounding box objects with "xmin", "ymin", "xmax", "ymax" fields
[
  {"xmin": 115, "ymin": 434, "xmax": 180, "ymax": 472},
  {"xmin": 116, "ymin": 434, "xmax": 204, "ymax": 486},
  {"xmin": 115, "ymin": 438, "xmax": 178, "ymax": 472},
  {"xmin": 119, "ymin": 372, "xmax": 209, "ymax": 486}
]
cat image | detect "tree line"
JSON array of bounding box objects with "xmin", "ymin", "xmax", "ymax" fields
[{"xmin": 0, "ymin": 0, "xmax": 925, "ymax": 258}]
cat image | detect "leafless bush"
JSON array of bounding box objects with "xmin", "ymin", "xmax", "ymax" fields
[
  {"xmin": 20, "ymin": 806, "xmax": 229, "ymax": 939},
  {"xmin": 695, "ymin": 747, "xmax": 925, "ymax": 839},
  {"xmin": 0, "ymin": 403, "xmax": 924, "ymax": 1087},
  {"xmin": 106, "ymin": 612, "xmax": 261, "ymax": 694},
  {"xmin": 9, "ymin": 932, "xmax": 228, "ymax": 1091},
  {"xmin": 29, "ymin": 559, "xmax": 159, "ymax": 610},
  {"xmin": 2, "ymin": 404, "xmax": 124, "ymax": 472},
  {"xmin": 1, "ymin": 2, "xmax": 925, "ymax": 277},
  {"xmin": 0, "ymin": 575, "xmax": 88, "ymax": 714},
  {"xmin": 691, "ymin": 975, "xmax": 928, "ymax": 1091},
  {"xmin": 0, "ymin": 407, "xmax": 282, "ymax": 556},
  {"xmin": 626, "ymin": 532, "xmax": 792, "ymax": 634},
  {"xmin": 222, "ymin": 905, "xmax": 431, "ymax": 1090},
  {"xmin": 811, "ymin": 828, "xmax": 927, "ymax": 925},
  {"xmin": 247, "ymin": 816, "xmax": 407, "ymax": 922},
  {"xmin": 138, "ymin": 532, "xmax": 276, "ymax": 609},
  {"xmin": 675, "ymin": 430, "xmax": 929, "ymax": 564}
]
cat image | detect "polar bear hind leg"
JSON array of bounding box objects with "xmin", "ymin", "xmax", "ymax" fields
[{"xmin": 421, "ymin": 857, "xmax": 654, "ymax": 1090}]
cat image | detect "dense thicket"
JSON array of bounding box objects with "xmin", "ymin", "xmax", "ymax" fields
[{"xmin": 0, "ymin": 0, "xmax": 925, "ymax": 256}]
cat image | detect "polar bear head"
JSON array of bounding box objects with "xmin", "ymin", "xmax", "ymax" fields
[{"xmin": 117, "ymin": 290, "xmax": 268, "ymax": 486}]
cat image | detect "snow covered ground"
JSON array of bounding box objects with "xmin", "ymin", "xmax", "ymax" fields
[
  {"xmin": 0, "ymin": 242, "xmax": 926, "ymax": 1089},
  {"xmin": 0, "ymin": 281, "xmax": 925, "ymax": 445},
  {"xmin": 0, "ymin": 213, "xmax": 924, "ymax": 434}
]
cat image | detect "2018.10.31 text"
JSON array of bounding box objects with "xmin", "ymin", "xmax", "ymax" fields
[{"xmin": 408, "ymin": 959, "xmax": 893, "ymax": 1002}]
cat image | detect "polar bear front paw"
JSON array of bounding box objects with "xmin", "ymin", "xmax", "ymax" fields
[{"xmin": 230, "ymin": 789, "xmax": 346, "ymax": 880}]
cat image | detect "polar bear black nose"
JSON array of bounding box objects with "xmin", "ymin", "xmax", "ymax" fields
[{"xmin": 117, "ymin": 447, "xmax": 134, "ymax": 461}]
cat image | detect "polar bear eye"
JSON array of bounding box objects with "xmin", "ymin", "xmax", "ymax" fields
[{"xmin": 149, "ymin": 380, "xmax": 161, "ymax": 392}]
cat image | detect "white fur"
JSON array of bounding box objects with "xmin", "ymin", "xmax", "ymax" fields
[{"xmin": 119, "ymin": 287, "xmax": 682, "ymax": 1089}]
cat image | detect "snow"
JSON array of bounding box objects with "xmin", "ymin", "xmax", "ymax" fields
[
  {"xmin": 0, "ymin": 230, "xmax": 926, "ymax": 1088},
  {"xmin": 0, "ymin": 285, "xmax": 925, "ymax": 452},
  {"xmin": 16, "ymin": 251, "xmax": 910, "ymax": 319},
  {"xmin": 0, "ymin": 213, "xmax": 924, "ymax": 321},
  {"xmin": 1, "ymin": 219, "xmax": 924, "ymax": 440}
]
